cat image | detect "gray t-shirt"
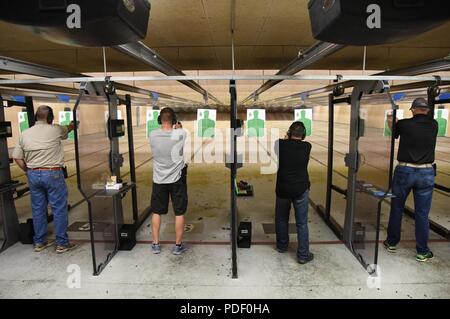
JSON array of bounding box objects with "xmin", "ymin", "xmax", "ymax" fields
[{"xmin": 149, "ymin": 128, "xmax": 187, "ymax": 184}]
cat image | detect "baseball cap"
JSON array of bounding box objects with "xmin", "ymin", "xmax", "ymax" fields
[{"xmin": 410, "ymin": 97, "xmax": 430, "ymax": 109}]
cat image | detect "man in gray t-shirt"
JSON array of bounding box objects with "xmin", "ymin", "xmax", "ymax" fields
[
  {"xmin": 150, "ymin": 127, "xmax": 187, "ymax": 184},
  {"xmin": 149, "ymin": 107, "xmax": 188, "ymax": 255}
]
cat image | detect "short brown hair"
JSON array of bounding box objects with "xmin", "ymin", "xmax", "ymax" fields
[{"xmin": 160, "ymin": 107, "xmax": 175, "ymax": 123}]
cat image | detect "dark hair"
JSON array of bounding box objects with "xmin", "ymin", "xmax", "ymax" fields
[
  {"xmin": 160, "ymin": 107, "xmax": 175, "ymax": 123},
  {"xmin": 288, "ymin": 121, "xmax": 306, "ymax": 139}
]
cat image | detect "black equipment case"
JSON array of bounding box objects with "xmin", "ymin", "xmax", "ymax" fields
[
  {"xmin": 308, "ymin": 0, "xmax": 449, "ymax": 45},
  {"xmin": 0, "ymin": 0, "xmax": 151, "ymax": 47}
]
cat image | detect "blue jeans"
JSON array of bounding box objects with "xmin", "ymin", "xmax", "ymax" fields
[
  {"xmin": 27, "ymin": 170, "xmax": 69, "ymax": 246},
  {"xmin": 387, "ymin": 166, "xmax": 435, "ymax": 254},
  {"xmin": 275, "ymin": 190, "xmax": 310, "ymax": 260}
]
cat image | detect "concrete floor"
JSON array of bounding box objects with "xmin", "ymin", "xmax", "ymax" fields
[
  {"xmin": 2, "ymin": 114, "xmax": 449, "ymax": 298},
  {"xmin": 0, "ymin": 239, "xmax": 449, "ymax": 298}
]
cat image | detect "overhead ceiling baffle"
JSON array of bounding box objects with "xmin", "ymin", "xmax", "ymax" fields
[
  {"xmin": 114, "ymin": 42, "xmax": 223, "ymax": 105},
  {"xmin": 0, "ymin": 56, "xmax": 202, "ymax": 106},
  {"xmin": 0, "ymin": 79, "xmax": 81, "ymax": 95},
  {"xmin": 261, "ymin": 56, "xmax": 450, "ymax": 105},
  {"xmin": 240, "ymin": 41, "xmax": 345, "ymax": 105}
]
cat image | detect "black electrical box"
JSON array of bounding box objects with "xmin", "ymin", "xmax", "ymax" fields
[
  {"xmin": 358, "ymin": 117, "xmax": 365, "ymax": 138},
  {"xmin": 118, "ymin": 224, "xmax": 136, "ymax": 251},
  {"xmin": 108, "ymin": 119, "xmax": 125, "ymax": 138},
  {"xmin": 19, "ymin": 218, "xmax": 34, "ymax": 244},
  {"xmin": 308, "ymin": 0, "xmax": 449, "ymax": 45},
  {"xmin": 0, "ymin": 0, "xmax": 151, "ymax": 47},
  {"xmin": 0, "ymin": 121, "xmax": 13, "ymax": 138},
  {"xmin": 237, "ymin": 222, "xmax": 252, "ymax": 249}
]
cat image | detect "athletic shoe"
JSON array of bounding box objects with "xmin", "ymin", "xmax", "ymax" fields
[
  {"xmin": 151, "ymin": 243, "xmax": 161, "ymax": 254},
  {"xmin": 383, "ymin": 240, "xmax": 397, "ymax": 253},
  {"xmin": 34, "ymin": 240, "xmax": 55, "ymax": 252},
  {"xmin": 55, "ymin": 243, "xmax": 78, "ymax": 254},
  {"xmin": 416, "ymin": 251, "xmax": 434, "ymax": 262},
  {"xmin": 172, "ymin": 243, "xmax": 188, "ymax": 255},
  {"xmin": 298, "ymin": 252, "xmax": 314, "ymax": 264}
]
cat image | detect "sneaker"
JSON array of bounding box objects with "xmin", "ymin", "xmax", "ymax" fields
[
  {"xmin": 276, "ymin": 247, "xmax": 288, "ymax": 253},
  {"xmin": 383, "ymin": 240, "xmax": 397, "ymax": 253},
  {"xmin": 416, "ymin": 251, "xmax": 434, "ymax": 262},
  {"xmin": 34, "ymin": 240, "xmax": 55, "ymax": 252},
  {"xmin": 151, "ymin": 243, "xmax": 161, "ymax": 254},
  {"xmin": 298, "ymin": 252, "xmax": 314, "ymax": 265},
  {"xmin": 172, "ymin": 243, "xmax": 188, "ymax": 255},
  {"xmin": 55, "ymin": 243, "xmax": 78, "ymax": 254}
]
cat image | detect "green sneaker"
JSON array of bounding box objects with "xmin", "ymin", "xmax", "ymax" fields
[
  {"xmin": 416, "ymin": 251, "xmax": 434, "ymax": 262},
  {"xmin": 34, "ymin": 240, "xmax": 55, "ymax": 252},
  {"xmin": 383, "ymin": 240, "xmax": 397, "ymax": 253}
]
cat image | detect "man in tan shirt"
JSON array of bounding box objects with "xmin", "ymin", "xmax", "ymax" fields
[{"xmin": 12, "ymin": 105, "xmax": 77, "ymax": 253}]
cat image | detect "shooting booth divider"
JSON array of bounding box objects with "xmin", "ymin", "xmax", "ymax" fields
[
  {"xmin": 343, "ymin": 81, "xmax": 395, "ymax": 271},
  {"xmin": 0, "ymin": 95, "xmax": 35, "ymax": 252},
  {"xmin": 309, "ymin": 80, "xmax": 398, "ymax": 273},
  {"xmin": 73, "ymin": 81, "xmax": 137, "ymax": 276},
  {"xmin": 0, "ymin": 96, "xmax": 20, "ymax": 251},
  {"xmin": 229, "ymin": 80, "xmax": 239, "ymax": 279}
]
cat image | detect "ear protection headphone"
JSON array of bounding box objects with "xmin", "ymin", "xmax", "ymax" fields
[
  {"xmin": 47, "ymin": 106, "xmax": 54, "ymax": 124},
  {"xmin": 287, "ymin": 121, "xmax": 306, "ymax": 140},
  {"xmin": 157, "ymin": 107, "xmax": 177, "ymax": 125}
]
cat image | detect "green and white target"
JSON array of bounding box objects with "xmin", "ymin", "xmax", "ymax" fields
[
  {"xmin": 59, "ymin": 111, "xmax": 75, "ymax": 140},
  {"xmin": 146, "ymin": 109, "xmax": 161, "ymax": 138},
  {"xmin": 247, "ymin": 109, "xmax": 266, "ymax": 138},
  {"xmin": 294, "ymin": 109, "xmax": 313, "ymax": 136},
  {"xmin": 197, "ymin": 109, "xmax": 216, "ymax": 138},
  {"xmin": 18, "ymin": 112, "xmax": 29, "ymax": 134},
  {"xmin": 435, "ymin": 108, "xmax": 448, "ymax": 137}
]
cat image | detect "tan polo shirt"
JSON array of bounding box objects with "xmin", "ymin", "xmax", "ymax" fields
[{"xmin": 12, "ymin": 121, "xmax": 69, "ymax": 168}]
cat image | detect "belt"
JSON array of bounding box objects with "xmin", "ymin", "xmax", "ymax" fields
[
  {"xmin": 30, "ymin": 167, "xmax": 63, "ymax": 171},
  {"xmin": 398, "ymin": 162, "xmax": 434, "ymax": 168}
]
